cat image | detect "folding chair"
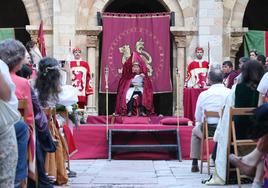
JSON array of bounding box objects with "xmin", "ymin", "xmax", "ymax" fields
[
  {"xmin": 226, "ymin": 107, "xmax": 257, "ymax": 187},
  {"xmin": 200, "ymin": 110, "xmax": 219, "ymax": 175},
  {"xmin": 18, "ymin": 99, "xmax": 31, "ymax": 187},
  {"xmin": 43, "ymin": 107, "xmax": 70, "ymax": 180},
  {"xmin": 55, "ymin": 109, "xmax": 77, "ymax": 177},
  {"xmin": 43, "ymin": 107, "xmax": 59, "ymax": 145}
]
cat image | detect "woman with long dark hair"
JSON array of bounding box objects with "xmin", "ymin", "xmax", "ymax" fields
[{"xmin": 35, "ymin": 57, "xmax": 77, "ymax": 185}]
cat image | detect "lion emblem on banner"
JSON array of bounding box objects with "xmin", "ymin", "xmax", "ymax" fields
[{"xmin": 118, "ymin": 38, "xmax": 153, "ymax": 76}]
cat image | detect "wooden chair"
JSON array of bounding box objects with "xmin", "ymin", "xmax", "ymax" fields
[
  {"xmin": 226, "ymin": 107, "xmax": 257, "ymax": 187},
  {"xmin": 18, "ymin": 99, "xmax": 28, "ymax": 120},
  {"xmin": 42, "ymin": 107, "xmax": 58, "ymax": 143},
  {"xmin": 57, "ymin": 109, "xmax": 70, "ymax": 127},
  {"xmin": 17, "ymin": 99, "xmax": 29, "ymax": 188},
  {"xmin": 55, "ymin": 108, "xmax": 78, "ymax": 177},
  {"xmin": 200, "ymin": 110, "xmax": 219, "ymax": 175}
]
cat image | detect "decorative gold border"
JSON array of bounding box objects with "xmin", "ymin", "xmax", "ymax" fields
[{"xmin": 102, "ymin": 12, "xmax": 170, "ymax": 19}]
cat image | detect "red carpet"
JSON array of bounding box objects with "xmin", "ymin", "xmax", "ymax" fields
[
  {"xmin": 86, "ymin": 115, "xmax": 191, "ymax": 125},
  {"xmin": 71, "ymin": 125, "xmax": 193, "ymax": 160}
]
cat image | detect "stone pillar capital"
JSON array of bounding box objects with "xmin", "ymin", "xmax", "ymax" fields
[
  {"xmin": 26, "ymin": 25, "xmax": 53, "ymax": 42},
  {"xmin": 87, "ymin": 35, "xmax": 98, "ymax": 48},
  {"xmin": 230, "ymin": 30, "xmax": 247, "ymax": 60},
  {"xmin": 174, "ymin": 36, "xmax": 187, "ymax": 48},
  {"xmin": 170, "ymin": 27, "xmax": 197, "ymax": 48}
]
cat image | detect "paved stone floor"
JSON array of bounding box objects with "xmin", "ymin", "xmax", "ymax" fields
[{"xmin": 56, "ymin": 160, "xmax": 251, "ymax": 188}]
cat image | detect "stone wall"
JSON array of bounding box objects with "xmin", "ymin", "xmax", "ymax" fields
[
  {"xmin": 23, "ymin": 0, "xmax": 53, "ymax": 55},
  {"xmin": 23, "ymin": 0, "xmax": 250, "ymax": 114},
  {"xmin": 53, "ymin": 0, "xmax": 76, "ymax": 60}
]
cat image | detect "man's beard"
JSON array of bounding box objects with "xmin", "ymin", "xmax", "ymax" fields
[{"xmin": 196, "ymin": 55, "xmax": 202, "ymax": 59}]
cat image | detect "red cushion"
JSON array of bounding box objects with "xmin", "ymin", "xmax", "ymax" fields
[
  {"xmin": 122, "ymin": 117, "xmax": 150, "ymax": 124},
  {"xmin": 160, "ymin": 117, "xmax": 190, "ymax": 125}
]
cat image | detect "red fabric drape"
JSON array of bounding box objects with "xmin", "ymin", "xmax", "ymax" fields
[
  {"xmin": 115, "ymin": 52, "xmax": 154, "ymax": 115},
  {"xmin": 71, "ymin": 125, "xmax": 194, "ymax": 160},
  {"xmin": 63, "ymin": 124, "xmax": 77, "ymax": 157},
  {"xmin": 183, "ymin": 88, "xmax": 207, "ymax": 122},
  {"xmin": 37, "ymin": 20, "xmax": 46, "ymax": 57},
  {"xmin": 100, "ymin": 12, "xmax": 171, "ymax": 93}
]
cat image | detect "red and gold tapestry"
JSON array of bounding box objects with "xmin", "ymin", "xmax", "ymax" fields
[{"xmin": 100, "ymin": 12, "xmax": 172, "ymax": 93}]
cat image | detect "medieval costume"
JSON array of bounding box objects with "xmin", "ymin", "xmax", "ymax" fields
[
  {"xmin": 115, "ymin": 52, "xmax": 154, "ymax": 116},
  {"xmin": 34, "ymin": 57, "xmax": 78, "ymax": 185},
  {"xmin": 186, "ymin": 60, "xmax": 209, "ymax": 88},
  {"xmin": 223, "ymin": 70, "xmax": 238, "ymax": 89},
  {"xmin": 28, "ymin": 88, "xmax": 56, "ymax": 188},
  {"xmin": 70, "ymin": 48, "xmax": 93, "ymax": 108},
  {"xmin": 185, "ymin": 47, "xmax": 209, "ymax": 88}
]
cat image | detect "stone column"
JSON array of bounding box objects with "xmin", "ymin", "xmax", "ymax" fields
[
  {"xmin": 53, "ymin": 0, "xmax": 76, "ymax": 59},
  {"xmin": 198, "ymin": 0, "xmax": 224, "ymax": 66},
  {"xmin": 230, "ymin": 29, "xmax": 247, "ymax": 63},
  {"xmin": 171, "ymin": 28, "xmax": 198, "ymax": 117},
  {"xmin": 173, "ymin": 36, "xmax": 186, "ymax": 116},
  {"xmin": 223, "ymin": 27, "xmax": 247, "ymax": 64},
  {"xmin": 86, "ymin": 35, "xmax": 99, "ymax": 115},
  {"xmin": 76, "ymin": 28, "xmax": 102, "ymax": 115}
]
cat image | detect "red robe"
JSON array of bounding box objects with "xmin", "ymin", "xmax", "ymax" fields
[
  {"xmin": 185, "ymin": 60, "xmax": 209, "ymax": 88},
  {"xmin": 70, "ymin": 60, "xmax": 93, "ymax": 107},
  {"xmin": 115, "ymin": 52, "xmax": 154, "ymax": 115}
]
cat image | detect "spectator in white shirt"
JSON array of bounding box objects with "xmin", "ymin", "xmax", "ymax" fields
[
  {"xmin": 190, "ymin": 69, "xmax": 231, "ymax": 172},
  {"xmin": 257, "ymin": 72, "xmax": 268, "ymax": 102},
  {"xmin": 0, "ymin": 59, "xmax": 18, "ymax": 187}
]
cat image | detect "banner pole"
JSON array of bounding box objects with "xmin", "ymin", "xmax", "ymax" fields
[
  {"xmin": 176, "ymin": 67, "xmax": 180, "ymax": 127},
  {"xmin": 105, "ymin": 65, "xmax": 109, "ymax": 140},
  {"xmin": 208, "ymin": 42, "xmax": 211, "ymax": 72}
]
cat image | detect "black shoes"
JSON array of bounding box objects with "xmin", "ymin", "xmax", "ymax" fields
[
  {"xmin": 140, "ymin": 112, "xmax": 146, "ymax": 117},
  {"xmin": 127, "ymin": 111, "xmax": 146, "ymax": 117},
  {"xmin": 191, "ymin": 165, "xmax": 199, "ymax": 172}
]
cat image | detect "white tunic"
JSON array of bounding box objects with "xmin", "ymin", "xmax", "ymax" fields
[{"xmin": 126, "ymin": 75, "xmax": 144, "ymax": 103}]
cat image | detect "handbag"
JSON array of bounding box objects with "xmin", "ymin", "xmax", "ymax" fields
[{"xmin": 0, "ymin": 100, "xmax": 21, "ymax": 135}]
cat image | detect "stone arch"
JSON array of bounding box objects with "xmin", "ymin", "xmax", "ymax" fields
[
  {"xmin": 76, "ymin": 0, "xmax": 197, "ymax": 28},
  {"xmin": 75, "ymin": 0, "xmax": 198, "ymax": 115},
  {"xmin": 223, "ymin": 0, "xmax": 249, "ymax": 28},
  {"xmin": 21, "ymin": 0, "xmax": 53, "ymax": 26}
]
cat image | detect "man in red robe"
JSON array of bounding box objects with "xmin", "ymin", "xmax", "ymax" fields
[
  {"xmin": 115, "ymin": 52, "xmax": 154, "ymax": 116},
  {"xmin": 70, "ymin": 48, "xmax": 93, "ymax": 108},
  {"xmin": 185, "ymin": 47, "xmax": 209, "ymax": 88}
]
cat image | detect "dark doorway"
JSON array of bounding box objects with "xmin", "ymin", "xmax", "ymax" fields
[
  {"xmin": 104, "ymin": 0, "xmax": 168, "ymax": 13},
  {"xmin": 98, "ymin": 0, "xmax": 173, "ymax": 116},
  {"xmin": 235, "ymin": 0, "xmax": 268, "ymax": 67},
  {"xmin": 0, "ymin": 0, "xmax": 31, "ymax": 45}
]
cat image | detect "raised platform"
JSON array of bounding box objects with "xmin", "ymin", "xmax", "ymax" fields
[
  {"xmin": 71, "ymin": 124, "xmax": 193, "ymax": 160},
  {"xmin": 86, "ymin": 115, "xmax": 191, "ymax": 125}
]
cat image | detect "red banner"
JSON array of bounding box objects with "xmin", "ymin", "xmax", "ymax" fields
[
  {"xmin": 37, "ymin": 20, "xmax": 46, "ymax": 57},
  {"xmin": 100, "ymin": 12, "xmax": 172, "ymax": 93}
]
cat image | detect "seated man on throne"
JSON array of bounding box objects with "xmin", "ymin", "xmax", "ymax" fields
[{"xmin": 115, "ymin": 52, "xmax": 154, "ymax": 116}]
